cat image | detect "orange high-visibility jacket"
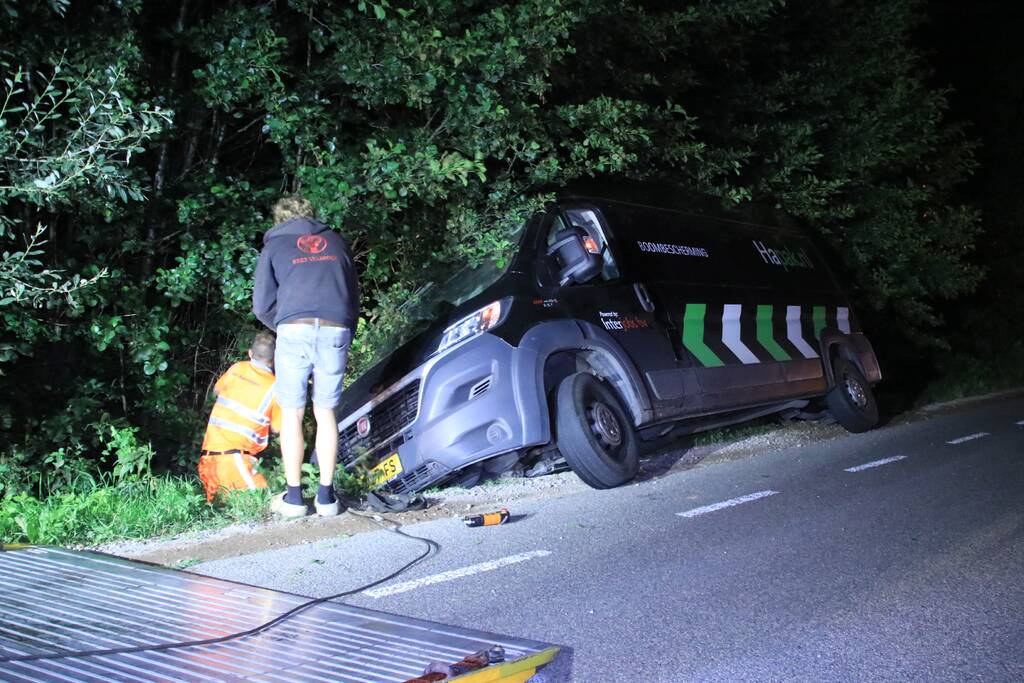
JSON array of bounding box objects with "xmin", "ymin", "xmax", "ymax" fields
[{"xmin": 201, "ymin": 360, "xmax": 281, "ymax": 455}]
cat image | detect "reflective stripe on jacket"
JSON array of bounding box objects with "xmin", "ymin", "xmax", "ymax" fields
[
  {"xmin": 201, "ymin": 361, "xmax": 281, "ymax": 455},
  {"xmin": 198, "ymin": 453, "xmax": 268, "ymax": 502}
]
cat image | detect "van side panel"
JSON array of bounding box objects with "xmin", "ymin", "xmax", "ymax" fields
[
  {"xmin": 614, "ymin": 206, "xmax": 841, "ymax": 292},
  {"xmin": 605, "ymin": 203, "xmax": 847, "ymax": 411}
]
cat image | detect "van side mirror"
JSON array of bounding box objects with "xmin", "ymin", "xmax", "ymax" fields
[{"xmin": 547, "ymin": 227, "xmax": 602, "ymax": 286}]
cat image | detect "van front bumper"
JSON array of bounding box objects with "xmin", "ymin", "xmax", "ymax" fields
[{"xmin": 338, "ymin": 334, "xmax": 535, "ymax": 493}]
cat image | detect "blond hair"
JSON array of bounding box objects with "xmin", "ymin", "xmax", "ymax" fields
[
  {"xmin": 250, "ymin": 330, "xmax": 276, "ymax": 364},
  {"xmin": 272, "ymin": 195, "xmax": 316, "ymax": 224}
]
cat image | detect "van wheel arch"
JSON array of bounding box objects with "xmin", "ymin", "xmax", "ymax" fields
[
  {"xmin": 542, "ymin": 350, "xmax": 579, "ymax": 404},
  {"xmin": 821, "ymin": 335, "xmax": 868, "ymax": 389},
  {"xmin": 542, "ymin": 348, "xmax": 644, "ymax": 427}
]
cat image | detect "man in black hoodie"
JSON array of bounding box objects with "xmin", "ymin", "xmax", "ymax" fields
[{"xmin": 252, "ymin": 196, "xmax": 359, "ymax": 518}]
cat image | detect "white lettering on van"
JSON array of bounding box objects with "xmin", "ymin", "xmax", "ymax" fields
[
  {"xmin": 752, "ymin": 240, "xmax": 813, "ymax": 271},
  {"xmin": 599, "ymin": 310, "xmax": 622, "ymax": 330},
  {"xmin": 636, "ymin": 241, "xmax": 710, "ymax": 258}
]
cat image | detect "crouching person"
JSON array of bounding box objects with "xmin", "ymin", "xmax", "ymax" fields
[{"xmin": 198, "ymin": 331, "xmax": 281, "ymax": 502}]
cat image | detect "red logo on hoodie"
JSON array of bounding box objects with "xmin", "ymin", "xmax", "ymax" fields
[{"xmin": 296, "ymin": 234, "xmax": 327, "ymax": 254}]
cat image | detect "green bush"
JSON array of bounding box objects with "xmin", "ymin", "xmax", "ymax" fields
[{"xmin": 101, "ymin": 425, "xmax": 156, "ymax": 484}]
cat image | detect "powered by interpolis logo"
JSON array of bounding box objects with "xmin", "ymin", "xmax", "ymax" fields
[{"xmin": 752, "ymin": 240, "xmax": 813, "ymax": 271}]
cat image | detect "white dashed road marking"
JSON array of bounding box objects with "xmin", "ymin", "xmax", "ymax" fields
[
  {"xmin": 363, "ymin": 550, "xmax": 552, "ymax": 598},
  {"xmin": 677, "ymin": 490, "xmax": 779, "ymax": 519},
  {"xmin": 946, "ymin": 432, "xmax": 989, "ymax": 445},
  {"xmin": 844, "ymin": 455, "xmax": 907, "ymax": 473}
]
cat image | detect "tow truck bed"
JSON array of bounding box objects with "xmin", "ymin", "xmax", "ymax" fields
[{"xmin": 0, "ymin": 546, "xmax": 558, "ymax": 682}]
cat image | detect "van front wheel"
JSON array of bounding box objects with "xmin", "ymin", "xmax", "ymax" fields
[
  {"xmin": 555, "ymin": 373, "xmax": 639, "ymax": 489},
  {"xmin": 826, "ymin": 358, "xmax": 879, "ymax": 433}
]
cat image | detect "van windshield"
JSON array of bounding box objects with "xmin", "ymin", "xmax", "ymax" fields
[
  {"xmin": 405, "ymin": 257, "xmax": 508, "ymax": 319},
  {"xmin": 362, "ymin": 256, "xmax": 512, "ymax": 370},
  {"xmin": 399, "ymin": 219, "xmax": 526, "ymax": 326},
  {"xmin": 356, "ymin": 223, "xmax": 526, "ymax": 373}
]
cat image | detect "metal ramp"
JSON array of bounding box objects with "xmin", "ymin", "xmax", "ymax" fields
[{"xmin": 0, "ymin": 546, "xmax": 558, "ymax": 682}]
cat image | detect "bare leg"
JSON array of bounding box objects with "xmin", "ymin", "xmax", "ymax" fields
[
  {"xmin": 280, "ymin": 407, "xmax": 305, "ymax": 487},
  {"xmin": 312, "ymin": 405, "xmax": 338, "ymax": 486}
]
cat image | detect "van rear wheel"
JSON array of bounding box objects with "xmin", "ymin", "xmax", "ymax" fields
[
  {"xmin": 826, "ymin": 358, "xmax": 879, "ymax": 433},
  {"xmin": 555, "ymin": 373, "xmax": 639, "ymax": 489}
]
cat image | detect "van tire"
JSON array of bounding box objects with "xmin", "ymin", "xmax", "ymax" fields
[
  {"xmin": 555, "ymin": 372, "xmax": 639, "ymax": 489},
  {"xmin": 826, "ymin": 358, "xmax": 879, "ymax": 433}
]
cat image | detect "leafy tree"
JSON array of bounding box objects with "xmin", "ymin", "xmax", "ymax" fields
[
  {"xmin": 565, "ymin": 0, "xmax": 980, "ymax": 334},
  {"xmin": 0, "ymin": 0, "xmax": 986, "ymax": 487},
  {"xmin": 0, "ymin": 54, "xmax": 168, "ymax": 307}
]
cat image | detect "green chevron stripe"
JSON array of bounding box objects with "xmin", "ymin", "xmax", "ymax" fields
[
  {"xmin": 682, "ymin": 303, "xmax": 724, "ymax": 367},
  {"xmin": 812, "ymin": 305, "xmax": 827, "ymax": 340},
  {"xmin": 756, "ymin": 305, "xmax": 790, "ymax": 361}
]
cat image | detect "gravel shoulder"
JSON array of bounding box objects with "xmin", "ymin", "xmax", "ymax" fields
[{"xmin": 91, "ymin": 389, "xmax": 1020, "ymax": 568}]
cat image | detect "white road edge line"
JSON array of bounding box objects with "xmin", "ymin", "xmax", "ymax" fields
[
  {"xmin": 363, "ymin": 550, "xmax": 552, "ymax": 598},
  {"xmin": 844, "ymin": 455, "xmax": 907, "ymax": 473},
  {"xmin": 946, "ymin": 432, "xmax": 990, "ymax": 445},
  {"xmin": 677, "ymin": 490, "xmax": 778, "ymax": 519}
]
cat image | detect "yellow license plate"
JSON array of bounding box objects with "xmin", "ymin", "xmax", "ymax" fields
[{"xmin": 369, "ymin": 453, "xmax": 403, "ymax": 486}]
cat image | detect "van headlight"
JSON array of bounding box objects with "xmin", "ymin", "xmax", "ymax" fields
[{"xmin": 437, "ymin": 300, "xmax": 506, "ymax": 354}]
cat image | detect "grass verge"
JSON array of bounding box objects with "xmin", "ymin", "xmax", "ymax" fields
[
  {"xmin": 0, "ymin": 477, "xmax": 268, "ymax": 546},
  {"xmin": 0, "ymin": 458, "xmax": 373, "ymax": 547},
  {"xmin": 917, "ymin": 345, "xmax": 1024, "ymax": 405}
]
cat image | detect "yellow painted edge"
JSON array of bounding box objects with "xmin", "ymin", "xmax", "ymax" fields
[
  {"xmin": 0, "ymin": 544, "xmax": 31, "ymax": 551},
  {"xmin": 451, "ymin": 647, "xmax": 560, "ymax": 683}
]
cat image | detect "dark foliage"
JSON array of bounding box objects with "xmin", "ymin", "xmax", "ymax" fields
[{"xmin": 0, "ymin": 0, "xmax": 992, "ymax": 487}]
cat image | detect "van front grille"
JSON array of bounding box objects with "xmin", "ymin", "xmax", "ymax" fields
[
  {"xmin": 386, "ymin": 461, "xmax": 449, "ymax": 494},
  {"xmin": 338, "ymin": 380, "xmax": 420, "ymax": 467}
]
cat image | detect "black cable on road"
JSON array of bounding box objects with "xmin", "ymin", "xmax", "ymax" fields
[{"xmin": 0, "ymin": 511, "xmax": 441, "ymax": 664}]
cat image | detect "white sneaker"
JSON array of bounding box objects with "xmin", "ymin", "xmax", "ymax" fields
[
  {"xmin": 271, "ymin": 492, "xmax": 309, "ymax": 519},
  {"xmin": 315, "ymin": 498, "xmax": 340, "ymax": 517}
]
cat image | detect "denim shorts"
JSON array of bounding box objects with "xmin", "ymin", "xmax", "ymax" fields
[{"xmin": 274, "ymin": 322, "xmax": 351, "ymax": 410}]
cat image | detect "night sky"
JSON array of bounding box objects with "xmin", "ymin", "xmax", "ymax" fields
[{"xmin": 924, "ymin": 1, "xmax": 1023, "ymax": 209}]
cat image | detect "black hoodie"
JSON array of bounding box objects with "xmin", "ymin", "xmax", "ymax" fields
[{"xmin": 252, "ymin": 217, "xmax": 359, "ymax": 330}]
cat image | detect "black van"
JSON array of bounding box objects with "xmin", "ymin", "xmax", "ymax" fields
[{"xmin": 335, "ymin": 195, "xmax": 882, "ymax": 492}]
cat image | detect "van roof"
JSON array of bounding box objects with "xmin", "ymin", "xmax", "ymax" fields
[{"xmin": 558, "ymin": 193, "xmax": 807, "ymax": 237}]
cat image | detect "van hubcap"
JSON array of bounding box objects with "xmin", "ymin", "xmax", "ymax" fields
[
  {"xmin": 844, "ymin": 373, "xmax": 868, "ymax": 408},
  {"xmin": 589, "ymin": 401, "xmax": 622, "ymax": 449}
]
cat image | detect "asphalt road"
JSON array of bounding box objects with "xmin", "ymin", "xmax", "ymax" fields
[{"xmin": 196, "ymin": 395, "xmax": 1024, "ymax": 682}]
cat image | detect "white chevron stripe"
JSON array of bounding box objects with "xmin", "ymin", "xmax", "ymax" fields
[
  {"xmin": 721, "ymin": 304, "xmax": 759, "ymax": 364},
  {"xmin": 786, "ymin": 306, "xmax": 818, "ymax": 358},
  {"xmin": 837, "ymin": 306, "xmax": 851, "ymax": 334}
]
